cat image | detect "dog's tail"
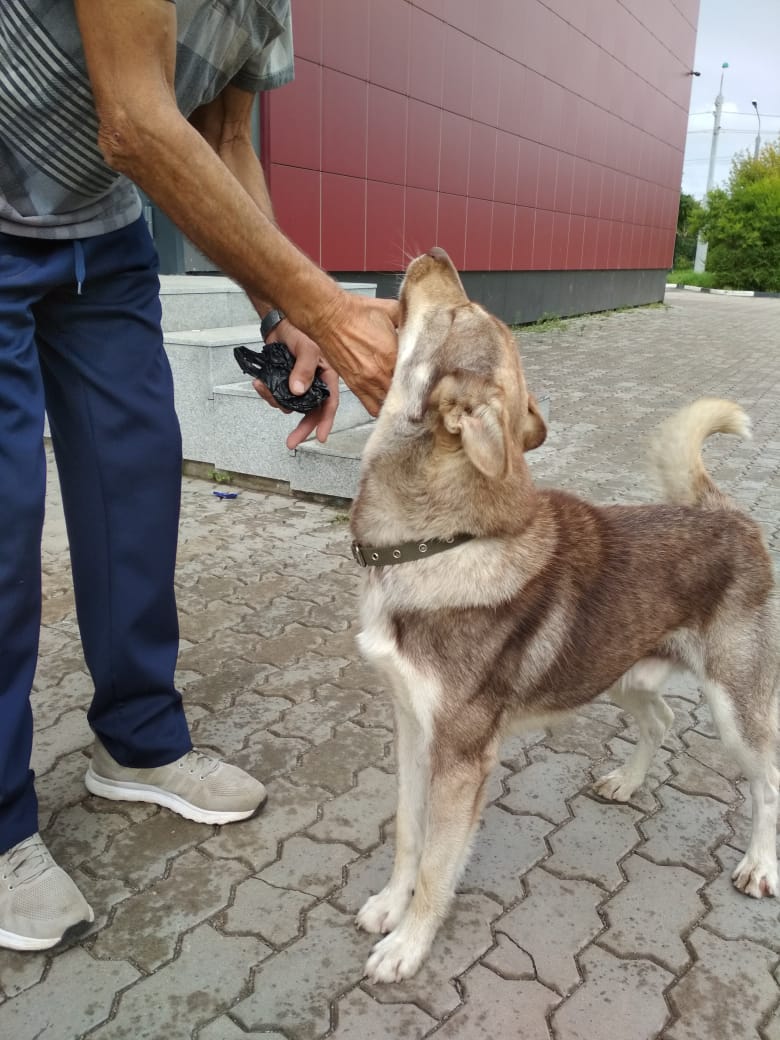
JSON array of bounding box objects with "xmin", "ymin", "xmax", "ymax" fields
[{"xmin": 649, "ymin": 398, "xmax": 751, "ymax": 510}]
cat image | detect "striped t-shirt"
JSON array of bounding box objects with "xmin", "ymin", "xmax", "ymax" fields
[{"xmin": 0, "ymin": 0, "xmax": 294, "ymax": 239}]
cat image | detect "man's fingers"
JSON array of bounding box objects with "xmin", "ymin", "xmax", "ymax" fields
[
  {"xmin": 288, "ymin": 356, "xmax": 317, "ymax": 396},
  {"xmin": 286, "ymin": 414, "xmax": 318, "ymax": 450}
]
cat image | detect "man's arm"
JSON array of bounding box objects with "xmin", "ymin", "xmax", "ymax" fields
[
  {"xmin": 189, "ymin": 85, "xmax": 340, "ymax": 448},
  {"xmin": 73, "ymin": 0, "xmax": 397, "ymax": 415},
  {"xmin": 188, "ymin": 86, "xmax": 275, "ymax": 319}
]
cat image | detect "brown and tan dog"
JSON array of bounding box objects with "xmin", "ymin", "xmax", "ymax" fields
[{"xmin": 350, "ymin": 248, "xmax": 779, "ymax": 983}]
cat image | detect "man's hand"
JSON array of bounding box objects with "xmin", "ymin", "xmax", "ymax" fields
[
  {"xmin": 313, "ymin": 295, "xmax": 400, "ymax": 417},
  {"xmin": 253, "ymin": 319, "xmax": 340, "ymax": 450}
]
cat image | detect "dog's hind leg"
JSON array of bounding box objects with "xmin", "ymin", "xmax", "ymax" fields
[
  {"xmin": 703, "ymin": 678, "xmax": 778, "ymax": 898},
  {"xmin": 364, "ymin": 738, "xmax": 499, "ymax": 983},
  {"xmin": 594, "ymin": 657, "xmax": 675, "ymax": 802},
  {"xmin": 357, "ymin": 702, "xmax": 430, "ymax": 935}
]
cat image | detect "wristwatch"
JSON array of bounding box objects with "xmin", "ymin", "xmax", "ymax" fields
[{"xmin": 260, "ymin": 309, "xmax": 285, "ymax": 341}]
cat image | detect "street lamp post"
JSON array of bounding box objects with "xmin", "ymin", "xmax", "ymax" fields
[
  {"xmin": 693, "ymin": 62, "xmax": 728, "ymax": 274},
  {"xmin": 752, "ymin": 99, "xmax": 762, "ymax": 160}
]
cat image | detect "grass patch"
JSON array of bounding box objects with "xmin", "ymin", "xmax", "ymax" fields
[{"xmin": 667, "ymin": 269, "xmax": 718, "ymax": 288}]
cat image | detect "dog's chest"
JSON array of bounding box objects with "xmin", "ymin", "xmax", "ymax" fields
[{"xmin": 356, "ymin": 577, "xmax": 441, "ymax": 733}]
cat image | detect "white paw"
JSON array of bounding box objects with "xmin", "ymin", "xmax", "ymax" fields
[
  {"xmin": 732, "ymin": 854, "xmax": 778, "ymax": 899},
  {"xmin": 593, "ymin": 767, "xmax": 639, "ymax": 803},
  {"xmin": 364, "ymin": 925, "xmax": 430, "ymax": 983},
  {"xmin": 356, "ymin": 885, "xmax": 412, "ymax": 935}
]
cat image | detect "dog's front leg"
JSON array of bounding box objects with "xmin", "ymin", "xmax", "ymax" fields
[
  {"xmin": 357, "ymin": 702, "xmax": 429, "ymax": 935},
  {"xmin": 364, "ymin": 749, "xmax": 496, "ymax": 983}
]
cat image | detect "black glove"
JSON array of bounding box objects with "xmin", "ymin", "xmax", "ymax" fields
[{"xmin": 234, "ymin": 342, "xmax": 330, "ymax": 414}]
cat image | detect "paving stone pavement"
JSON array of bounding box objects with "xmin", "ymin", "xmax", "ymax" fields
[{"xmin": 1, "ymin": 290, "xmax": 780, "ymax": 1039}]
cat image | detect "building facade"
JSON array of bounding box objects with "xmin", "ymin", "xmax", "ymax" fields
[{"xmin": 262, "ymin": 0, "xmax": 699, "ymax": 321}]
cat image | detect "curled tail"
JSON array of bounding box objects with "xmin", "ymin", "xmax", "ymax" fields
[{"xmin": 649, "ymin": 398, "xmax": 751, "ymax": 510}]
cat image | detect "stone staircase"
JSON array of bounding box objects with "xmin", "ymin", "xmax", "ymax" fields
[
  {"xmin": 161, "ymin": 275, "xmax": 377, "ymax": 501},
  {"xmin": 161, "ymin": 274, "xmax": 550, "ymax": 503}
]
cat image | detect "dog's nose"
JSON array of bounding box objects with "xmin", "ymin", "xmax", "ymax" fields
[{"xmin": 427, "ymin": 246, "xmax": 450, "ymax": 262}]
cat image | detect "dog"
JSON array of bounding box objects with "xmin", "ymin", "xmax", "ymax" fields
[{"xmin": 349, "ymin": 247, "xmax": 779, "ymax": 984}]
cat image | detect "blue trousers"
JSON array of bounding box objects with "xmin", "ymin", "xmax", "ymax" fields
[{"xmin": 0, "ymin": 217, "xmax": 192, "ymax": 853}]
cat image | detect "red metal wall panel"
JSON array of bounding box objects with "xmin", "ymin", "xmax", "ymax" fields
[{"xmin": 267, "ymin": 0, "xmax": 699, "ymax": 273}]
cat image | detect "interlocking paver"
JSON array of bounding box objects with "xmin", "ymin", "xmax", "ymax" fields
[
  {"xmin": 231, "ymin": 903, "xmax": 370, "ymax": 1038},
  {"xmin": 260, "ymin": 649, "xmax": 353, "ymax": 704},
  {"xmin": 543, "ymin": 713, "xmax": 619, "ymax": 759},
  {"xmin": 460, "ymin": 805, "xmax": 554, "ymax": 904},
  {"xmin": 30, "ymin": 707, "xmax": 91, "ymax": 775},
  {"xmin": 271, "ymin": 685, "xmax": 365, "ymax": 744},
  {"xmin": 222, "ymin": 877, "xmax": 317, "ymax": 946},
  {"xmin": 88, "ymin": 810, "xmax": 206, "ymax": 886},
  {"xmin": 89, "ymin": 924, "xmax": 269, "ymax": 1040},
  {"xmin": 497, "ymin": 867, "xmax": 605, "ymax": 994},
  {"xmin": 481, "ymin": 931, "xmax": 536, "ymax": 978},
  {"xmin": 701, "ymin": 849, "xmax": 780, "ymax": 953},
  {"xmin": 682, "ymin": 731, "xmax": 743, "ymax": 781},
  {"xmin": 665, "ymin": 928, "xmax": 778, "ymax": 1040},
  {"xmin": 434, "ymin": 964, "xmax": 560, "ymax": 1039},
  {"xmin": 201, "ymin": 775, "xmax": 332, "ymax": 871},
  {"xmin": 190, "ymin": 692, "xmax": 292, "ymax": 754},
  {"xmin": 260, "ymin": 835, "xmax": 359, "ymax": 896},
  {"xmin": 599, "ymin": 854, "xmax": 706, "ymax": 972},
  {"xmin": 6, "ymin": 292, "xmax": 779, "ymax": 1039},
  {"xmin": 291, "ymin": 720, "xmax": 391, "ymax": 793},
  {"xmin": 307, "ymin": 766, "xmax": 396, "ymax": 848},
  {"xmin": 331, "ymin": 987, "xmax": 436, "ymax": 1039},
  {"xmin": 546, "ymin": 794, "xmax": 643, "ymax": 890},
  {"xmin": 669, "ymin": 750, "xmax": 740, "ymax": 804},
  {"xmin": 0, "ymin": 948, "xmax": 138, "ymax": 1039},
  {"xmin": 198, "ymin": 1019, "xmax": 287, "ymax": 1040},
  {"xmin": 552, "ymin": 945, "xmax": 673, "ymax": 1040},
  {"xmin": 363, "ymin": 893, "xmax": 504, "ymax": 1018},
  {"xmin": 91, "ymin": 849, "xmax": 248, "ymax": 971},
  {"xmin": 499, "ymin": 748, "xmax": 591, "ymax": 822},
  {"xmin": 640, "ymin": 786, "xmax": 732, "ymax": 877}
]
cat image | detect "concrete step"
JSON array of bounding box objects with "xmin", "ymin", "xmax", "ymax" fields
[
  {"xmin": 159, "ymin": 274, "xmax": 378, "ymax": 332},
  {"xmin": 294, "ymin": 422, "xmax": 375, "ymax": 499},
  {"xmin": 210, "ymin": 380, "xmax": 370, "ymax": 489},
  {"xmin": 292, "ymin": 393, "xmax": 552, "ymax": 500}
]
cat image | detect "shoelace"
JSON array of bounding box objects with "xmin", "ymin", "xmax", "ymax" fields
[
  {"xmin": 2, "ymin": 835, "xmax": 52, "ymax": 888},
  {"xmin": 179, "ymin": 750, "xmax": 221, "ymax": 780}
]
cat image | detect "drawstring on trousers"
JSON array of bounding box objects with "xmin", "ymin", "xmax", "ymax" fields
[{"xmin": 73, "ymin": 240, "xmax": 85, "ymax": 295}]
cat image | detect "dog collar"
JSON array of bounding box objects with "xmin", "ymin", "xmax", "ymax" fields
[{"xmin": 351, "ymin": 533, "xmax": 474, "ymax": 568}]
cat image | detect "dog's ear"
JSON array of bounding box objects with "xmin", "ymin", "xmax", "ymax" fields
[
  {"xmin": 432, "ymin": 373, "xmax": 511, "ymax": 478},
  {"xmin": 523, "ymin": 392, "xmax": 547, "ymax": 452}
]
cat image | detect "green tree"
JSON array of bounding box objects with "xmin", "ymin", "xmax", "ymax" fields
[
  {"xmin": 673, "ymin": 192, "xmax": 704, "ymax": 269},
  {"xmin": 695, "ymin": 142, "xmax": 780, "ymax": 291}
]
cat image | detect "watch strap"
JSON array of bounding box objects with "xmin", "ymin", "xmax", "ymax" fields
[{"xmin": 260, "ymin": 309, "xmax": 285, "ymax": 341}]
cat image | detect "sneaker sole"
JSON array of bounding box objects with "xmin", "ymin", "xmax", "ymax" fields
[
  {"xmin": 84, "ymin": 767, "xmax": 267, "ymax": 825},
  {"xmin": 0, "ymin": 914, "xmax": 94, "ymax": 952}
]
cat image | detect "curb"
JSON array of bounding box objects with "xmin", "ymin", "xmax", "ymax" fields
[{"xmin": 665, "ymin": 283, "xmax": 780, "ymax": 298}]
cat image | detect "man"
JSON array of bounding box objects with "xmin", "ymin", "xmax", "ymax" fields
[{"xmin": 0, "ymin": 0, "xmax": 398, "ymax": 952}]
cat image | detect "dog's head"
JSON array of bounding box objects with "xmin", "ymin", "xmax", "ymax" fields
[
  {"xmin": 353, "ymin": 249, "xmax": 546, "ymax": 540},
  {"xmin": 395, "ymin": 247, "xmax": 546, "ymax": 478}
]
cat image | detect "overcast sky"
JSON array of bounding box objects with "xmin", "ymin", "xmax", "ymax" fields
[{"xmin": 681, "ymin": 0, "xmax": 780, "ymax": 197}]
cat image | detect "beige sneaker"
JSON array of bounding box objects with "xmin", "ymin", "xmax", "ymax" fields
[
  {"xmin": 0, "ymin": 835, "xmax": 94, "ymax": 951},
  {"xmin": 84, "ymin": 740, "xmax": 267, "ymax": 825}
]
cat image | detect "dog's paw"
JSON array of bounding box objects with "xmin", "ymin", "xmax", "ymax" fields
[
  {"xmin": 364, "ymin": 926, "xmax": 429, "ymax": 983},
  {"xmin": 732, "ymin": 853, "xmax": 778, "ymax": 898},
  {"xmin": 356, "ymin": 886, "xmax": 412, "ymax": 935},
  {"xmin": 592, "ymin": 768, "xmax": 639, "ymax": 803}
]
